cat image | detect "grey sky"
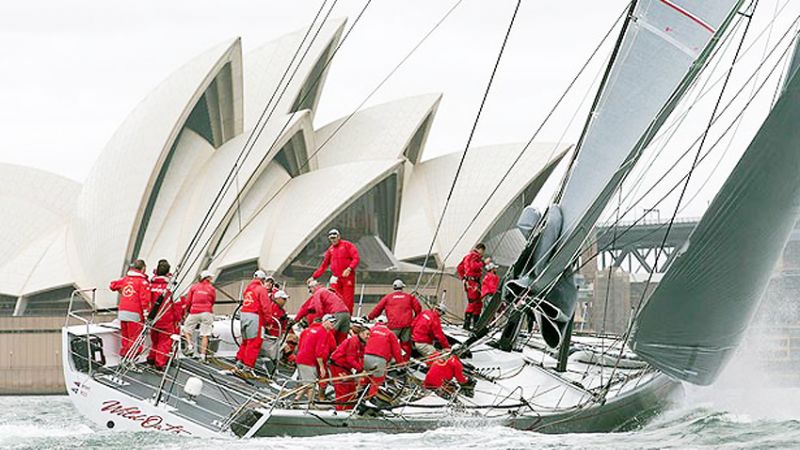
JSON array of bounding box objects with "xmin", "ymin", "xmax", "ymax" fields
[{"xmin": 0, "ymin": 0, "xmax": 796, "ymax": 219}]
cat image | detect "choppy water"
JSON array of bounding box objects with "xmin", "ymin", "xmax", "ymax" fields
[{"xmin": 2, "ymin": 386, "xmax": 799, "ymax": 450}]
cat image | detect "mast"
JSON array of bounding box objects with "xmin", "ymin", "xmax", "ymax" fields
[{"xmin": 501, "ymin": 0, "xmax": 744, "ymax": 350}]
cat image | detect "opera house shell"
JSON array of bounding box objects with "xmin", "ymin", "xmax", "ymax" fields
[{"xmin": 0, "ymin": 19, "xmax": 569, "ymax": 315}]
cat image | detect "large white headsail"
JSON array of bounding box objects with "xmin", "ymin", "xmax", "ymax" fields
[
  {"xmin": 630, "ymin": 42, "xmax": 800, "ymax": 386},
  {"xmin": 509, "ymin": 0, "xmax": 743, "ymax": 348}
]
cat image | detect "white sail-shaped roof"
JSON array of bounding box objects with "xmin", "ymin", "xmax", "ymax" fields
[
  {"xmin": 0, "ymin": 21, "xmax": 571, "ymax": 312},
  {"xmin": 395, "ymin": 142, "xmax": 570, "ymax": 267},
  {"xmin": 314, "ymin": 94, "xmax": 441, "ymax": 167},
  {"xmin": 69, "ymin": 38, "xmax": 244, "ymax": 305}
]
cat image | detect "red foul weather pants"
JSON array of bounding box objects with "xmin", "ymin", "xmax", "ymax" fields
[
  {"xmin": 329, "ymin": 365, "xmax": 357, "ymax": 410},
  {"xmin": 148, "ymin": 324, "xmax": 176, "ymax": 368},
  {"xmin": 120, "ymin": 320, "xmax": 144, "ymax": 358},
  {"xmin": 464, "ymin": 279, "xmax": 481, "ymax": 301},
  {"xmin": 335, "ymin": 274, "xmax": 356, "ymax": 313},
  {"xmin": 237, "ymin": 335, "xmax": 264, "ymax": 368}
]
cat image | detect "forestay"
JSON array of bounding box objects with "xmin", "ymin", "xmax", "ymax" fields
[
  {"xmin": 519, "ymin": 0, "xmax": 743, "ymax": 347},
  {"xmin": 630, "ymin": 62, "xmax": 800, "ymax": 386}
]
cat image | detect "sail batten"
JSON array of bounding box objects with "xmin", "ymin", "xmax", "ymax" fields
[{"xmin": 630, "ymin": 58, "xmax": 800, "ymax": 385}]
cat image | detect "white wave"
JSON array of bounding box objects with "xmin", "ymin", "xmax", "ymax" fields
[{"xmin": 0, "ymin": 423, "xmax": 94, "ymax": 442}]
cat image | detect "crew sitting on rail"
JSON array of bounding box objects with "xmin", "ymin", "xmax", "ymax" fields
[
  {"xmin": 110, "ymin": 259, "xmax": 151, "ymax": 360},
  {"xmin": 366, "ymin": 279, "xmax": 421, "ymax": 358},
  {"xmin": 182, "ymin": 270, "xmax": 217, "ymax": 362},
  {"xmin": 411, "ymin": 304, "xmax": 450, "ymax": 357},
  {"xmin": 329, "ymin": 317, "xmax": 370, "ymax": 410},
  {"xmin": 146, "ymin": 260, "xmax": 182, "ymax": 370},
  {"xmin": 235, "ymin": 270, "xmax": 271, "ymax": 373},
  {"xmin": 363, "ymin": 316, "xmax": 405, "ymax": 397},
  {"xmin": 423, "ymin": 350, "xmax": 474, "ymax": 397},
  {"xmin": 295, "ymin": 314, "xmax": 337, "ymax": 402},
  {"xmin": 295, "ymin": 279, "xmax": 351, "ymax": 344}
]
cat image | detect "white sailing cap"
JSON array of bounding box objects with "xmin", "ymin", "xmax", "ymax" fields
[
  {"xmin": 254, "ymin": 270, "xmax": 268, "ymax": 280},
  {"xmin": 200, "ymin": 270, "xmax": 214, "ymax": 280},
  {"xmin": 392, "ymin": 279, "xmax": 405, "ymax": 289},
  {"xmin": 327, "ymin": 228, "xmax": 340, "ymax": 237},
  {"xmin": 274, "ymin": 290, "xmax": 289, "ymax": 300},
  {"xmin": 322, "ymin": 314, "xmax": 337, "ymax": 323}
]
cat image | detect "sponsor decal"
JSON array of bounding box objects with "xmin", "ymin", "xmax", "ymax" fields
[
  {"xmin": 122, "ymin": 284, "xmax": 135, "ymax": 297},
  {"xmin": 100, "ymin": 400, "xmax": 192, "ymax": 435},
  {"xmin": 72, "ymin": 381, "xmax": 91, "ymax": 397}
]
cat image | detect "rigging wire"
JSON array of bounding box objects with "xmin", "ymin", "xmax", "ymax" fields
[
  {"xmin": 171, "ymin": 0, "xmax": 378, "ymax": 290},
  {"xmin": 601, "ymin": 0, "xmax": 763, "ymax": 392},
  {"xmin": 580, "ymin": 12, "xmax": 800, "ymax": 275},
  {"xmin": 464, "ymin": 20, "xmax": 800, "ymax": 353},
  {"xmin": 171, "ymin": 0, "xmax": 335, "ymax": 281},
  {"xmin": 191, "ymin": 0, "xmax": 463, "ymax": 285},
  {"xmin": 413, "ymin": 0, "xmax": 523, "ymax": 293},
  {"xmin": 412, "ymin": 1, "xmax": 631, "ymax": 298}
]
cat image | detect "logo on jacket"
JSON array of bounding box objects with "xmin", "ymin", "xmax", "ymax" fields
[{"xmin": 122, "ymin": 284, "xmax": 135, "ymax": 297}]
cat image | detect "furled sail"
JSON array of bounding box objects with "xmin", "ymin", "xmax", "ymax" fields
[
  {"xmin": 505, "ymin": 0, "xmax": 743, "ymax": 348},
  {"xmin": 630, "ymin": 63, "xmax": 800, "ymax": 385}
]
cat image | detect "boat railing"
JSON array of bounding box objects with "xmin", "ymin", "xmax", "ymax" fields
[{"xmin": 65, "ymin": 287, "xmax": 101, "ymax": 376}]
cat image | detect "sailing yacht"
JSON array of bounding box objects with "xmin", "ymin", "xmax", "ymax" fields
[{"xmin": 63, "ymin": 0, "xmax": 800, "ymax": 437}]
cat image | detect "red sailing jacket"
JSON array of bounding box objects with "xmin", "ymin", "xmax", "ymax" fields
[
  {"xmin": 295, "ymin": 288, "xmax": 349, "ymax": 322},
  {"xmin": 263, "ymin": 300, "xmax": 288, "ymax": 337},
  {"xmin": 330, "ymin": 334, "xmax": 365, "ymax": 372},
  {"xmin": 367, "ymin": 291, "xmax": 422, "ymax": 329},
  {"xmin": 481, "ymin": 272, "xmax": 500, "ymax": 298},
  {"xmin": 365, "ymin": 324, "xmax": 404, "ymax": 362},
  {"xmin": 296, "ymin": 322, "xmax": 336, "ymax": 366},
  {"xmin": 110, "ymin": 269, "xmax": 151, "ymax": 319},
  {"xmin": 149, "ymin": 275, "xmax": 181, "ymax": 329},
  {"xmin": 241, "ymin": 279, "xmax": 268, "ymax": 315},
  {"xmin": 312, "ymin": 239, "xmax": 360, "ymax": 279},
  {"xmin": 411, "ymin": 310, "xmax": 450, "ymax": 349},
  {"xmin": 185, "ymin": 279, "xmax": 216, "ymax": 314},
  {"xmin": 457, "ymin": 250, "xmax": 484, "ymax": 280},
  {"xmin": 423, "ymin": 354, "xmax": 468, "ymax": 389}
]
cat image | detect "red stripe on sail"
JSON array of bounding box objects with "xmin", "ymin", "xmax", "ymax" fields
[{"xmin": 660, "ymin": 0, "xmax": 716, "ymax": 33}]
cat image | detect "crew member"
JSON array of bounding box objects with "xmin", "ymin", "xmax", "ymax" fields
[
  {"xmin": 366, "ymin": 279, "xmax": 421, "ymax": 357},
  {"xmin": 147, "ymin": 260, "xmax": 181, "ymax": 369},
  {"xmin": 236, "ymin": 270, "xmax": 270, "ymax": 371},
  {"xmin": 329, "ymin": 319, "xmax": 369, "ymax": 410},
  {"xmin": 110, "ymin": 259, "xmax": 151, "ymax": 359},
  {"xmin": 296, "ymin": 280, "xmax": 351, "ymax": 344},
  {"xmin": 411, "ymin": 304, "xmax": 450, "ymax": 357},
  {"xmin": 182, "ymin": 270, "xmax": 217, "ymax": 362},
  {"xmin": 457, "ymin": 244, "xmax": 485, "ymax": 330},
  {"xmin": 262, "ymin": 290, "xmax": 290, "ymax": 362},
  {"xmin": 295, "ymin": 314, "xmax": 337, "ymax": 402},
  {"xmin": 363, "ymin": 316, "xmax": 404, "ymax": 397},
  {"xmin": 464, "ymin": 262, "xmax": 499, "ymax": 330},
  {"xmin": 423, "ymin": 351, "xmax": 470, "ymax": 391},
  {"xmin": 309, "ymin": 229, "xmax": 360, "ymax": 313}
]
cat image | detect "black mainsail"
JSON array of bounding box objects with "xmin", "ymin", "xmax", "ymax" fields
[{"xmin": 630, "ymin": 38, "xmax": 800, "ymax": 385}]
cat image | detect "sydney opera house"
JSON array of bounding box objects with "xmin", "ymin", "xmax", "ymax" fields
[{"xmin": 0, "ymin": 19, "xmax": 568, "ymax": 318}]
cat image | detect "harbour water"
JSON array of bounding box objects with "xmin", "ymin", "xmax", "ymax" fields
[{"xmin": 2, "ymin": 386, "xmax": 799, "ymax": 450}]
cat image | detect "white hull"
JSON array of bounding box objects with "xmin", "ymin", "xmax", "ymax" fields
[{"xmin": 62, "ymin": 317, "xmax": 681, "ymax": 438}]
